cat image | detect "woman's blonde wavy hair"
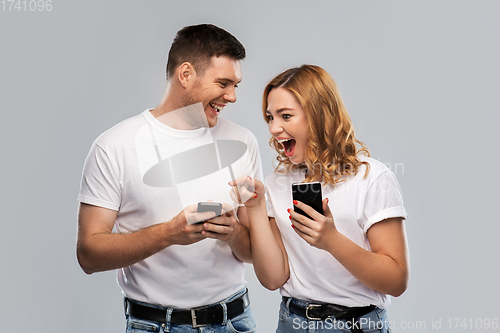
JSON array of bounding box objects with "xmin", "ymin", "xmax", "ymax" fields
[{"xmin": 262, "ymin": 65, "xmax": 370, "ymax": 185}]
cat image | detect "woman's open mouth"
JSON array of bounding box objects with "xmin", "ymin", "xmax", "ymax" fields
[{"xmin": 278, "ymin": 138, "xmax": 296, "ymax": 156}]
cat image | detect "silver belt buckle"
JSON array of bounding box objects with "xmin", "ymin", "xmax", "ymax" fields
[
  {"xmin": 305, "ymin": 304, "xmax": 322, "ymax": 320},
  {"xmin": 190, "ymin": 306, "xmax": 208, "ymax": 328}
]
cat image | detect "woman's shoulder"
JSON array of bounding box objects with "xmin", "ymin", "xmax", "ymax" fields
[
  {"xmin": 356, "ymin": 155, "xmax": 396, "ymax": 183},
  {"xmin": 358, "ymin": 155, "xmax": 388, "ymax": 170},
  {"xmin": 264, "ymin": 171, "xmax": 284, "ymax": 185},
  {"xmin": 264, "ymin": 168, "xmax": 300, "ymax": 185}
]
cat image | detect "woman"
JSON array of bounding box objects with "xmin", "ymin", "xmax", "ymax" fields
[{"xmin": 230, "ymin": 65, "xmax": 409, "ymax": 333}]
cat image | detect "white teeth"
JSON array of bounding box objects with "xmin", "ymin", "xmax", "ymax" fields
[
  {"xmin": 210, "ymin": 103, "xmax": 225, "ymax": 112},
  {"xmin": 277, "ymin": 138, "xmax": 292, "ymax": 143}
]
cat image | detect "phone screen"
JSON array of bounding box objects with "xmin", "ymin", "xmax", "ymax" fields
[{"xmin": 292, "ymin": 182, "xmax": 323, "ymax": 219}]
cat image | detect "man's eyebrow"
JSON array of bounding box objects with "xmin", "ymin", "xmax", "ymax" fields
[{"xmin": 217, "ymin": 77, "xmax": 242, "ymax": 84}]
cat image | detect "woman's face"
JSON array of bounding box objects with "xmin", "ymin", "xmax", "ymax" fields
[{"xmin": 265, "ymin": 87, "xmax": 309, "ymax": 164}]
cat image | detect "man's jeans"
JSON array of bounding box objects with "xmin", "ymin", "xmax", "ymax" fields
[
  {"xmin": 276, "ymin": 298, "xmax": 391, "ymax": 333},
  {"xmin": 125, "ymin": 288, "xmax": 256, "ymax": 333}
]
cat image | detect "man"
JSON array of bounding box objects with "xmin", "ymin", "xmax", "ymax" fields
[{"xmin": 77, "ymin": 24, "xmax": 262, "ymax": 332}]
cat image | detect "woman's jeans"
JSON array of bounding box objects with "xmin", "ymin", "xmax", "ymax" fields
[
  {"xmin": 125, "ymin": 288, "xmax": 256, "ymax": 333},
  {"xmin": 276, "ymin": 298, "xmax": 391, "ymax": 333}
]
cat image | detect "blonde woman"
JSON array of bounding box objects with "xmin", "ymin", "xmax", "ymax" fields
[{"xmin": 230, "ymin": 65, "xmax": 409, "ymax": 333}]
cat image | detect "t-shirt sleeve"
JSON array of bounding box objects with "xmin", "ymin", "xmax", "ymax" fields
[
  {"xmin": 247, "ymin": 133, "xmax": 264, "ymax": 182},
  {"xmin": 77, "ymin": 143, "xmax": 121, "ymax": 211},
  {"xmin": 362, "ymin": 169, "xmax": 407, "ymax": 234},
  {"xmin": 265, "ymin": 183, "xmax": 275, "ymax": 218},
  {"xmin": 236, "ymin": 132, "xmax": 264, "ymax": 208}
]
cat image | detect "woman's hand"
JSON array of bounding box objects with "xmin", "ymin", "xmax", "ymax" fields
[
  {"xmin": 228, "ymin": 175, "xmax": 265, "ymax": 208},
  {"xmin": 289, "ymin": 198, "xmax": 337, "ymax": 250},
  {"xmin": 229, "ymin": 175, "xmax": 290, "ymax": 289},
  {"xmin": 290, "ymin": 199, "xmax": 409, "ymax": 296}
]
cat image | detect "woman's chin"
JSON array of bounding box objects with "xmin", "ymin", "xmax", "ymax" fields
[{"xmin": 288, "ymin": 156, "xmax": 304, "ymax": 165}]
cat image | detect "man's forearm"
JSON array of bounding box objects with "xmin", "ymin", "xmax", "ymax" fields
[
  {"xmin": 77, "ymin": 223, "xmax": 171, "ymax": 274},
  {"xmin": 227, "ymin": 223, "xmax": 252, "ymax": 263}
]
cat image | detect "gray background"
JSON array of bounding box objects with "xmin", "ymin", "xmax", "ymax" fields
[{"xmin": 1, "ymin": 0, "xmax": 499, "ymax": 332}]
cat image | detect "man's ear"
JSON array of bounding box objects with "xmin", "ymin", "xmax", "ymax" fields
[{"xmin": 178, "ymin": 62, "xmax": 196, "ymax": 88}]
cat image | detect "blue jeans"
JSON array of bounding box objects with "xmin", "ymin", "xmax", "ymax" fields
[
  {"xmin": 125, "ymin": 288, "xmax": 256, "ymax": 333},
  {"xmin": 276, "ymin": 298, "xmax": 391, "ymax": 333}
]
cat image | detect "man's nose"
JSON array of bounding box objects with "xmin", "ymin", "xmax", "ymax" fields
[{"xmin": 224, "ymin": 87, "xmax": 237, "ymax": 103}]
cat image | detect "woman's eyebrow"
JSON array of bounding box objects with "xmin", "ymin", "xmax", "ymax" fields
[{"xmin": 274, "ymin": 108, "xmax": 293, "ymax": 113}]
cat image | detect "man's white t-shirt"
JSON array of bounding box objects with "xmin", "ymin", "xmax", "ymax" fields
[
  {"xmin": 78, "ymin": 110, "xmax": 263, "ymax": 309},
  {"xmin": 265, "ymin": 155, "xmax": 407, "ymax": 308}
]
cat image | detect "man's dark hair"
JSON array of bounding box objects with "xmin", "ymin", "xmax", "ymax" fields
[{"xmin": 166, "ymin": 24, "xmax": 246, "ymax": 80}]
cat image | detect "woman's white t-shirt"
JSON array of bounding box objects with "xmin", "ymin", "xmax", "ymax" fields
[{"xmin": 265, "ymin": 155, "xmax": 407, "ymax": 308}]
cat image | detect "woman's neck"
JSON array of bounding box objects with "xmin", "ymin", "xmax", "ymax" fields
[{"xmin": 305, "ymin": 169, "xmax": 322, "ymax": 182}]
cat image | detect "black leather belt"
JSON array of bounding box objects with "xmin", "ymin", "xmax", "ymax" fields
[
  {"xmin": 284, "ymin": 296, "xmax": 376, "ymax": 333},
  {"xmin": 125, "ymin": 291, "xmax": 248, "ymax": 328}
]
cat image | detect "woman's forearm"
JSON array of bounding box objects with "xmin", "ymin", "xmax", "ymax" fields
[{"xmin": 247, "ymin": 201, "xmax": 290, "ymax": 290}]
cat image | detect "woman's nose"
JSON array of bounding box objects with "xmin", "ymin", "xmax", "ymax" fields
[{"xmin": 268, "ymin": 120, "xmax": 283, "ymax": 136}]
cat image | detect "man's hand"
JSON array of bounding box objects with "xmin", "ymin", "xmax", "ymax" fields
[
  {"xmin": 200, "ymin": 203, "xmax": 252, "ymax": 262},
  {"xmin": 77, "ymin": 203, "xmax": 216, "ymax": 274},
  {"xmin": 163, "ymin": 204, "xmax": 216, "ymax": 245},
  {"xmin": 201, "ymin": 203, "xmax": 240, "ymax": 243}
]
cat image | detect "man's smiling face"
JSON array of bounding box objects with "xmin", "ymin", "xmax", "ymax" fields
[{"xmin": 185, "ymin": 56, "xmax": 242, "ymax": 128}]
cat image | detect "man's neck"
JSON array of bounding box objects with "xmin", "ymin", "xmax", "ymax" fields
[{"xmin": 151, "ymin": 102, "xmax": 209, "ymax": 131}]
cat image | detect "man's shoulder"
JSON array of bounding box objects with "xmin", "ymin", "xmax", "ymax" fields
[
  {"xmin": 215, "ymin": 117, "xmax": 250, "ymax": 133},
  {"xmin": 213, "ymin": 117, "xmax": 258, "ymax": 144},
  {"xmin": 94, "ymin": 111, "xmax": 148, "ymax": 148}
]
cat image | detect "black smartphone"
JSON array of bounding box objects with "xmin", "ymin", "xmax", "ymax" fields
[
  {"xmin": 292, "ymin": 182, "xmax": 323, "ymax": 219},
  {"xmin": 196, "ymin": 202, "xmax": 222, "ymax": 221}
]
